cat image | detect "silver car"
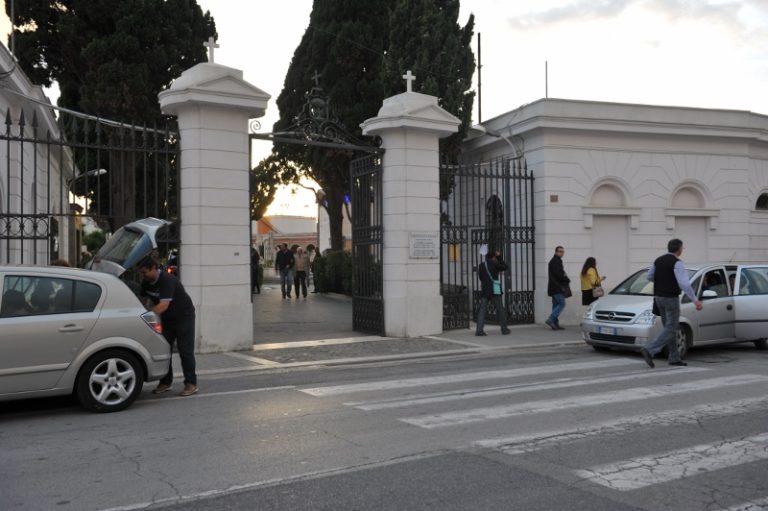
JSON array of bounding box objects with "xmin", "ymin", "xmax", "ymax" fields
[
  {"xmin": 0, "ymin": 218, "xmax": 175, "ymax": 412},
  {"xmin": 581, "ymin": 263, "xmax": 768, "ymax": 357}
]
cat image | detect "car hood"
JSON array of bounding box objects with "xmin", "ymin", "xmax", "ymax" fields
[
  {"xmin": 592, "ymin": 294, "xmax": 654, "ymax": 314},
  {"xmin": 89, "ymin": 217, "xmax": 172, "ymax": 277}
]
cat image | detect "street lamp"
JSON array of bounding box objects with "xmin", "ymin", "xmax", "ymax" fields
[{"xmin": 68, "ymin": 168, "xmax": 107, "ymax": 193}]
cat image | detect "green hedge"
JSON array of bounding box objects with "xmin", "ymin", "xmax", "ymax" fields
[{"xmin": 313, "ymin": 251, "xmax": 352, "ymax": 294}]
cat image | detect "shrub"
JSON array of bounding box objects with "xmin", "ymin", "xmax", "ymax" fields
[{"xmin": 313, "ymin": 251, "xmax": 352, "ymax": 295}]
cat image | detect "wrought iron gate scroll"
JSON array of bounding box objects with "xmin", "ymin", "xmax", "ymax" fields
[{"xmin": 440, "ymin": 157, "xmax": 535, "ymax": 330}]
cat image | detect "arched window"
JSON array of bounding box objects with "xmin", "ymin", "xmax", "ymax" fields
[{"xmin": 756, "ymin": 193, "xmax": 768, "ymax": 211}]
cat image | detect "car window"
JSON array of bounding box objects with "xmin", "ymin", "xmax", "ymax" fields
[
  {"xmin": 610, "ymin": 268, "xmax": 696, "ymax": 296},
  {"xmin": 739, "ymin": 267, "xmax": 768, "ymax": 296},
  {"xmin": 700, "ymin": 269, "xmax": 728, "ymax": 297},
  {"xmin": 1, "ymin": 276, "xmax": 102, "ymax": 317},
  {"xmin": 95, "ymin": 227, "xmax": 151, "ymax": 266}
]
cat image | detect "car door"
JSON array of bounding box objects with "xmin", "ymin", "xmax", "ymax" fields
[
  {"xmin": 0, "ymin": 274, "xmax": 101, "ymax": 393},
  {"xmin": 694, "ymin": 267, "xmax": 735, "ymax": 343},
  {"xmin": 733, "ymin": 265, "xmax": 768, "ymax": 341}
]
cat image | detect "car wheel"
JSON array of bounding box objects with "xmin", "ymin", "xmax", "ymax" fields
[
  {"xmin": 754, "ymin": 339, "xmax": 768, "ymax": 350},
  {"xmin": 75, "ymin": 349, "xmax": 144, "ymax": 413}
]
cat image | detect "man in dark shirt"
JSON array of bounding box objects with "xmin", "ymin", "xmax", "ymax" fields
[
  {"xmin": 546, "ymin": 246, "xmax": 570, "ymax": 330},
  {"xmin": 139, "ymin": 256, "xmax": 198, "ymax": 396},
  {"xmin": 274, "ymin": 243, "xmax": 295, "ymax": 299},
  {"xmin": 640, "ymin": 238, "xmax": 703, "ymax": 368}
]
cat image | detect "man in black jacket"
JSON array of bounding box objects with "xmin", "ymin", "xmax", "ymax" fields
[
  {"xmin": 274, "ymin": 243, "xmax": 295, "ymax": 299},
  {"xmin": 476, "ymin": 248, "xmax": 510, "ymax": 336},
  {"xmin": 546, "ymin": 246, "xmax": 570, "ymax": 330},
  {"xmin": 640, "ymin": 238, "xmax": 703, "ymax": 368}
]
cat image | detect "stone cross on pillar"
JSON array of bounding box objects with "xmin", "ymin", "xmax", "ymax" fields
[
  {"xmin": 312, "ymin": 70, "xmax": 322, "ymax": 87},
  {"xmin": 402, "ymin": 70, "xmax": 416, "ymax": 93},
  {"xmin": 204, "ymin": 36, "xmax": 220, "ymax": 63}
]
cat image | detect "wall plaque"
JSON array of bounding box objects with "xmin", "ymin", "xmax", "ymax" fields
[{"xmin": 409, "ymin": 232, "xmax": 439, "ymax": 259}]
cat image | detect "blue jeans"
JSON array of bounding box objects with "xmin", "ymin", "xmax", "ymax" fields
[
  {"xmin": 645, "ymin": 296, "xmax": 682, "ymax": 363},
  {"xmin": 160, "ymin": 317, "xmax": 197, "ymax": 386},
  {"xmin": 548, "ymin": 293, "xmax": 566, "ymax": 324},
  {"xmin": 476, "ymin": 295, "xmax": 508, "ymax": 333},
  {"xmin": 280, "ymin": 268, "xmax": 292, "ymax": 297}
]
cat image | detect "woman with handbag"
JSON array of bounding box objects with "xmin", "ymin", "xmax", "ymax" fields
[{"xmin": 581, "ymin": 257, "xmax": 607, "ymax": 306}]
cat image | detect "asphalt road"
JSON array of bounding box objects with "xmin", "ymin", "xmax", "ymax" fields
[{"xmin": 2, "ymin": 344, "xmax": 768, "ymax": 511}]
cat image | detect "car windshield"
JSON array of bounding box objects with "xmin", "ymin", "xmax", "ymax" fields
[
  {"xmin": 611, "ymin": 268, "xmax": 697, "ymax": 296},
  {"xmin": 94, "ymin": 227, "xmax": 151, "ymax": 268}
]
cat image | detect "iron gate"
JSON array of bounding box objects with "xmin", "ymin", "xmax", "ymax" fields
[
  {"xmin": 0, "ymin": 106, "xmax": 179, "ymax": 268},
  {"xmin": 440, "ymin": 157, "xmax": 535, "ymax": 330},
  {"xmin": 351, "ymin": 153, "xmax": 384, "ymax": 335}
]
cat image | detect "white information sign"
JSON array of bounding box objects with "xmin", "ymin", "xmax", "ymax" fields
[{"xmin": 409, "ymin": 232, "xmax": 439, "ymax": 259}]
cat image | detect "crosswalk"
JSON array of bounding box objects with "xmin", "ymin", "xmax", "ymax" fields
[{"xmin": 299, "ymin": 356, "xmax": 768, "ymax": 510}]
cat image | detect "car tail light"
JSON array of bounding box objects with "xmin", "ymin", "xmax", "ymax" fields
[{"xmin": 141, "ymin": 311, "xmax": 163, "ymax": 334}]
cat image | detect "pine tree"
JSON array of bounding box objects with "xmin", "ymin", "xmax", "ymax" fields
[
  {"xmin": 273, "ymin": 0, "xmax": 393, "ymax": 251},
  {"xmin": 382, "ymin": 0, "xmax": 475, "ymax": 165},
  {"xmin": 7, "ymin": 0, "xmax": 216, "ymax": 229},
  {"xmin": 8, "ymin": 0, "xmax": 216, "ymax": 125},
  {"xmin": 271, "ymin": 0, "xmax": 475, "ymax": 250}
]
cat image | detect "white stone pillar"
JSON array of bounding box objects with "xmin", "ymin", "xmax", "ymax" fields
[
  {"xmin": 159, "ymin": 63, "xmax": 269, "ymax": 352},
  {"xmin": 361, "ymin": 92, "xmax": 460, "ymax": 337}
]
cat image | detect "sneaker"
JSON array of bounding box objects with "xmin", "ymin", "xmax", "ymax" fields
[
  {"xmin": 669, "ymin": 361, "xmax": 688, "ymax": 366},
  {"xmin": 180, "ymin": 384, "xmax": 199, "ymax": 397},
  {"xmin": 544, "ymin": 319, "xmax": 557, "ymax": 331},
  {"xmin": 501, "ymin": 329, "xmax": 511, "ymax": 335},
  {"xmin": 475, "ymin": 331, "xmax": 487, "ymax": 336},
  {"xmin": 152, "ymin": 383, "xmax": 172, "ymax": 395}
]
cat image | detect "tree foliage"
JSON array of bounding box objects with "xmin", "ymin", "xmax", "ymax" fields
[
  {"xmin": 8, "ymin": 0, "xmax": 216, "ymax": 125},
  {"xmin": 270, "ymin": 0, "xmax": 475, "ymax": 250},
  {"xmin": 383, "ymin": 0, "xmax": 475, "ymax": 165},
  {"xmin": 272, "ymin": 0, "xmax": 393, "ymax": 251},
  {"xmin": 8, "ymin": 0, "xmax": 216, "ymax": 231}
]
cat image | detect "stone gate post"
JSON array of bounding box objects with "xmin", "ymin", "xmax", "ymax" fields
[
  {"xmin": 361, "ymin": 91, "xmax": 460, "ymax": 337},
  {"xmin": 159, "ymin": 63, "xmax": 269, "ymax": 352}
]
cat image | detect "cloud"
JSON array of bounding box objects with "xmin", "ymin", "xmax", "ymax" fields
[{"xmin": 504, "ymin": 0, "xmax": 634, "ymax": 30}]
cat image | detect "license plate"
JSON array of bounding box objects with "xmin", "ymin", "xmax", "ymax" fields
[{"xmin": 598, "ymin": 326, "xmax": 617, "ymax": 335}]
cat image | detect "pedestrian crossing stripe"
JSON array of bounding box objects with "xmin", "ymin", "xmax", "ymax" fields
[
  {"xmin": 474, "ymin": 396, "xmax": 768, "ymax": 454},
  {"xmin": 300, "ymin": 358, "xmax": 641, "ymax": 396},
  {"xmin": 723, "ymin": 496, "xmax": 768, "ymax": 511},
  {"xmin": 345, "ymin": 366, "xmax": 708, "ymax": 410},
  {"xmin": 400, "ymin": 374, "xmax": 768, "ymax": 429},
  {"xmin": 574, "ymin": 432, "xmax": 768, "ymax": 491}
]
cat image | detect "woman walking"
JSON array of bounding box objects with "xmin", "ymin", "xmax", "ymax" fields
[{"xmin": 580, "ymin": 257, "xmax": 606, "ymax": 306}]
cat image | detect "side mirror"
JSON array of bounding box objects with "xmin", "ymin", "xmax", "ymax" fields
[{"xmin": 701, "ymin": 289, "xmax": 718, "ymax": 300}]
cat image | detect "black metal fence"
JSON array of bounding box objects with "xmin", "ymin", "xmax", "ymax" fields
[
  {"xmin": 440, "ymin": 157, "xmax": 535, "ymax": 329},
  {"xmin": 350, "ymin": 153, "xmax": 384, "ymax": 335},
  {"xmin": 0, "ymin": 107, "xmax": 179, "ymax": 267}
]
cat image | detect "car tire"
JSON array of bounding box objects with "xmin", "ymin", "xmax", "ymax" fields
[
  {"xmin": 754, "ymin": 339, "xmax": 768, "ymax": 350},
  {"xmin": 75, "ymin": 349, "xmax": 145, "ymax": 413}
]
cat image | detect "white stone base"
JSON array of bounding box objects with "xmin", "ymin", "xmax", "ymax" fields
[{"xmin": 196, "ymin": 300, "xmax": 253, "ymax": 353}]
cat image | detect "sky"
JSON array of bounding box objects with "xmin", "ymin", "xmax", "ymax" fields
[
  {"xmin": 194, "ymin": 0, "xmax": 768, "ymax": 216},
  {"xmin": 4, "ymin": 1, "xmax": 768, "ymax": 216}
]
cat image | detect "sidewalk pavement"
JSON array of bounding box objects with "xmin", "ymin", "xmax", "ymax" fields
[{"xmin": 173, "ymin": 273, "xmax": 584, "ymax": 377}]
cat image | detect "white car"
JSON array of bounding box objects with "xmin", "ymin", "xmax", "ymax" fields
[
  {"xmin": 0, "ymin": 218, "xmax": 175, "ymax": 412},
  {"xmin": 581, "ymin": 263, "xmax": 768, "ymax": 357}
]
